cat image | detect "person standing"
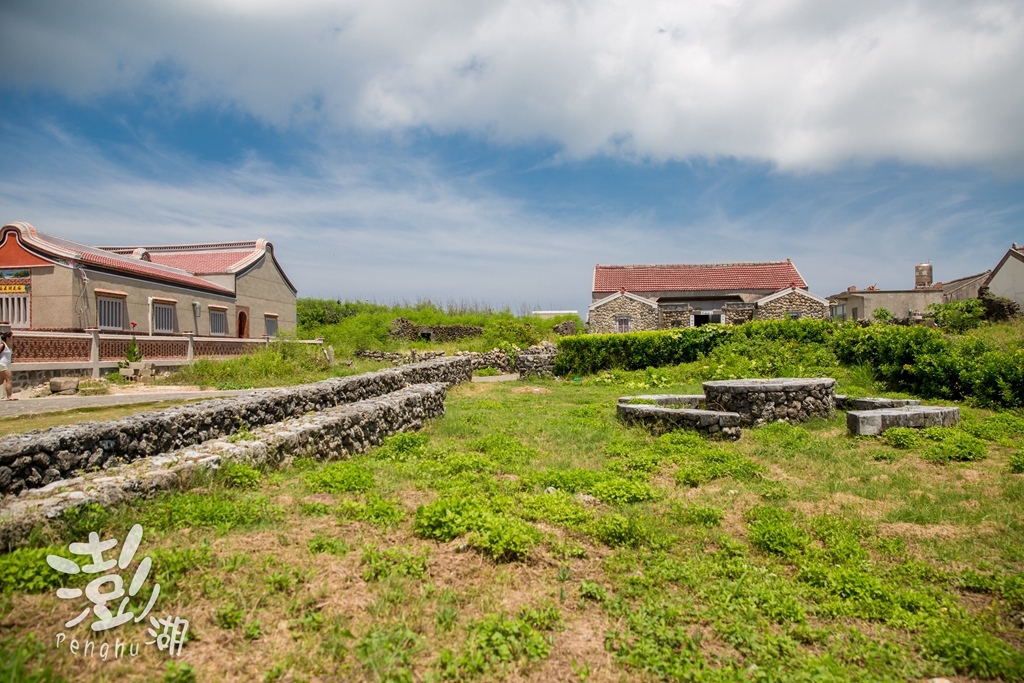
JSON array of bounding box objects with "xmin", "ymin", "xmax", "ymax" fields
[{"xmin": 0, "ymin": 331, "xmax": 15, "ymax": 400}]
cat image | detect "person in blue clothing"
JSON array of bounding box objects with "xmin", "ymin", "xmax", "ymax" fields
[{"xmin": 0, "ymin": 331, "xmax": 15, "ymax": 400}]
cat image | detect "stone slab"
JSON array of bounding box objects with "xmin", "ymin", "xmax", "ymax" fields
[
  {"xmin": 617, "ymin": 394, "xmax": 705, "ymax": 408},
  {"xmin": 49, "ymin": 377, "xmax": 80, "ymax": 394},
  {"xmin": 835, "ymin": 394, "xmax": 922, "ymax": 411},
  {"xmin": 846, "ymin": 406, "xmax": 960, "ymax": 436}
]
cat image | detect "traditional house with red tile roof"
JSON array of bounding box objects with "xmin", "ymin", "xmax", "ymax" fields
[
  {"xmin": 588, "ymin": 260, "xmax": 828, "ymax": 333},
  {"xmin": 0, "ymin": 222, "xmax": 296, "ymax": 337}
]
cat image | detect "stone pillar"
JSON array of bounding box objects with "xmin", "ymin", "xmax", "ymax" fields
[
  {"xmin": 186, "ymin": 332, "xmax": 194, "ymax": 361},
  {"xmin": 87, "ymin": 328, "xmax": 100, "ymax": 378}
]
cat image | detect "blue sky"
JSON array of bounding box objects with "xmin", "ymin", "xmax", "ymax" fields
[{"xmin": 1, "ymin": 0, "xmax": 1022, "ymax": 316}]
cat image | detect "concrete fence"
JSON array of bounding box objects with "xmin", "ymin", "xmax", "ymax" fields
[{"xmin": 7, "ymin": 329, "xmax": 324, "ymax": 389}]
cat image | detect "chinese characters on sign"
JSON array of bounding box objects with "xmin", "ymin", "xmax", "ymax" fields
[{"xmin": 47, "ymin": 523, "xmax": 189, "ymax": 660}]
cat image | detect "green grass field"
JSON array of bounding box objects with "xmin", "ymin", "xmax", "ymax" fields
[{"xmin": 2, "ymin": 366, "xmax": 1023, "ymax": 682}]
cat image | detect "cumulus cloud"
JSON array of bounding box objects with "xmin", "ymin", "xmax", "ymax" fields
[{"xmin": 2, "ymin": 0, "xmax": 1022, "ymax": 170}]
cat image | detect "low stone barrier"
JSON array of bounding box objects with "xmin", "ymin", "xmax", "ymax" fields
[
  {"xmin": 618, "ymin": 395, "xmax": 705, "ymax": 408},
  {"xmin": 517, "ymin": 341, "xmax": 557, "ymax": 378},
  {"xmin": 0, "ymin": 383, "xmax": 446, "ymax": 550},
  {"xmin": 846, "ymin": 406, "xmax": 960, "ymax": 436},
  {"xmin": 617, "ymin": 400, "xmax": 741, "ymax": 440},
  {"xmin": 703, "ymin": 378, "xmax": 836, "ymax": 426},
  {"xmin": 0, "ymin": 356, "xmax": 471, "ymax": 497},
  {"xmin": 835, "ymin": 396, "xmax": 920, "ymax": 411}
]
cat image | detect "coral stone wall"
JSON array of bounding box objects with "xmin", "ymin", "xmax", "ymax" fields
[
  {"xmin": 0, "ymin": 356, "xmax": 471, "ymax": 497},
  {"xmin": 753, "ymin": 291, "xmax": 829, "ymax": 321},
  {"xmin": 703, "ymin": 378, "xmax": 836, "ymax": 426},
  {"xmin": 588, "ymin": 296, "xmax": 659, "ymax": 334},
  {"xmin": 658, "ymin": 306, "xmax": 693, "ymax": 329},
  {"xmin": 722, "ymin": 303, "xmax": 755, "ymax": 325}
]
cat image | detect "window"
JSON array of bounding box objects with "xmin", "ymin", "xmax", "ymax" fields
[
  {"xmin": 788, "ymin": 312, "xmax": 802, "ymax": 320},
  {"xmin": 0, "ymin": 294, "xmax": 30, "ymax": 328},
  {"xmin": 264, "ymin": 314, "xmax": 278, "ymax": 337},
  {"xmin": 210, "ymin": 309, "xmax": 227, "ymax": 336},
  {"xmin": 98, "ymin": 297, "xmax": 124, "ymax": 330},
  {"xmin": 616, "ymin": 316, "xmax": 631, "ymax": 333},
  {"xmin": 153, "ymin": 303, "xmax": 175, "ymax": 333},
  {"xmin": 830, "ymin": 304, "xmax": 846, "ymax": 321},
  {"xmin": 852, "ymin": 307, "xmax": 859, "ymax": 321}
]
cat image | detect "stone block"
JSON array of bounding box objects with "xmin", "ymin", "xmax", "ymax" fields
[
  {"xmin": 49, "ymin": 377, "xmax": 80, "ymax": 394},
  {"xmin": 846, "ymin": 406, "xmax": 960, "ymax": 436}
]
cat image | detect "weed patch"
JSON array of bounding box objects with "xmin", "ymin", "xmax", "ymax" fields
[
  {"xmin": 304, "ymin": 462, "xmax": 375, "ymax": 493},
  {"xmin": 360, "ymin": 545, "xmax": 429, "ymax": 581}
]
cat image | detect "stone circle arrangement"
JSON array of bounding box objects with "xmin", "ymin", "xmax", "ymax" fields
[{"xmin": 618, "ymin": 377, "xmax": 961, "ymax": 440}]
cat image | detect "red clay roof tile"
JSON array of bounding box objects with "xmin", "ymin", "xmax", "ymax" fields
[{"xmin": 593, "ymin": 261, "xmax": 807, "ymax": 293}]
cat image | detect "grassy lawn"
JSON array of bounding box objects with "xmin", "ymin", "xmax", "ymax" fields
[{"xmin": 2, "ymin": 369, "xmax": 1023, "ymax": 682}]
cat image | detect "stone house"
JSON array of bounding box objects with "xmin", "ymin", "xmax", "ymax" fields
[
  {"xmin": 588, "ymin": 261, "xmax": 829, "ymax": 333},
  {"xmin": 983, "ymin": 243, "xmax": 1024, "ymax": 310},
  {"xmin": 827, "ymin": 265, "xmax": 991, "ymax": 322},
  {"xmin": 0, "ymin": 222, "xmax": 297, "ymax": 337}
]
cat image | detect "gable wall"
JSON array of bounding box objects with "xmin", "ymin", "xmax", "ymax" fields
[
  {"xmin": 754, "ymin": 291, "xmax": 829, "ymax": 321},
  {"xmin": 987, "ymin": 257, "xmax": 1024, "ymax": 309},
  {"xmin": 588, "ymin": 296, "xmax": 658, "ymax": 333},
  {"xmin": 235, "ymin": 255, "xmax": 298, "ymax": 336}
]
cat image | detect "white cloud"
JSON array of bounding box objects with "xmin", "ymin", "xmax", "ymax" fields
[{"xmin": 2, "ymin": 0, "xmax": 1022, "ymax": 170}]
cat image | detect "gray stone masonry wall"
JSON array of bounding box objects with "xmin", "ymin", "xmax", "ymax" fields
[
  {"xmin": 722, "ymin": 303, "xmax": 755, "ymax": 326},
  {"xmin": 658, "ymin": 306, "xmax": 693, "ymax": 329},
  {"xmin": 703, "ymin": 378, "xmax": 836, "ymax": 426},
  {"xmin": 0, "ymin": 356, "xmax": 471, "ymax": 497},
  {"xmin": 754, "ymin": 291, "xmax": 829, "ymax": 321},
  {"xmin": 617, "ymin": 402, "xmax": 741, "ymax": 440},
  {"xmin": 355, "ymin": 349, "xmax": 447, "ymax": 365},
  {"xmin": 429, "ymin": 325, "xmax": 484, "ymax": 343},
  {"xmin": 588, "ymin": 296, "xmax": 659, "ymax": 334},
  {"xmin": 553, "ymin": 320, "xmax": 577, "ymax": 337},
  {"xmin": 516, "ymin": 341, "xmax": 557, "ymax": 378},
  {"xmin": 1, "ymin": 383, "xmax": 446, "ymax": 550},
  {"xmin": 388, "ymin": 317, "xmax": 422, "ymax": 341},
  {"xmin": 846, "ymin": 406, "xmax": 960, "ymax": 436}
]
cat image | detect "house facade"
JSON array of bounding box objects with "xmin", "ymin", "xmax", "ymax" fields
[
  {"xmin": 588, "ymin": 261, "xmax": 829, "ymax": 333},
  {"xmin": 827, "ymin": 267, "xmax": 991, "ymax": 322},
  {"xmin": 0, "ymin": 222, "xmax": 297, "ymax": 337},
  {"xmin": 983, "ymin": 243, "xmax": 1024, "ymax": 310}
]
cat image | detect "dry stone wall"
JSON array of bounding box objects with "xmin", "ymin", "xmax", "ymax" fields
[
  {"xmin": 516, "ymin": 341, "xmax": 557, "ymax": 377},
  {"xmin": 1, "ymin": 383, "xmax": 447, "ymax": 550},
  {"xmin": 588, "ymin": 296, "xmax": 659, "ymax": 334},
  {"xmin": 703, "ymin": 378, "xmax": 836, "ymax": 426},
  {"xmin": 753, "ymin": 291, "xmax": 828, "ymax": 321},
  {"xmin": 0, "ymin": 356, "xmax": 471, "ymax": 497}
]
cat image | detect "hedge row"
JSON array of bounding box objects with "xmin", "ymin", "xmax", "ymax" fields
[{"xmin": 555, "ymin": 320, "xmax": 1024, "ymax": 408}]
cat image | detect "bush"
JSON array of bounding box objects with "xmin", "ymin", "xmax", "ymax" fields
[
  {"xmin": 591, "ymin": 514, "xmax": 651, "ymax": 548},
  {"xmin": 1008, "ymin": 449, "xmax": 1024, "ymax": 474},
  {"xmin": 921, "ymin": 431, "xmax": 987, "ymax": 464},
  {"xmin": 218, "ymin": 462, "xmax": 263, "ymax": 489},
  {"xmin": 588, "ymin": 478, "xmax": 656, "ymax": 506},
  {"xmin": 304, "ymin": 462, "xmax": 375, "ymax": 493},
  {"xmin": 467, "ymin": 515, "xmax": 541, "ymax": 562},
  {"xmin": 883, "ymin": 427, "xmax": 919, "ymax": 450},
  {"xmin": 925, "ymin": 300, "xmax": 985, "ymax": 333},
  {"xmin": 413, "ymin": 497, "xmax": 490, "ymax": 542},
  {"xmin": 555, "ymin": 325, "xmax": 736, "ymax": 376},
  {"xmin": 745, "ymin": 506, "xmax": 810, "ymax": 558}
]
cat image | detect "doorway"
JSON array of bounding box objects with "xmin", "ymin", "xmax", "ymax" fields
[{"xmin": 237, "ymin": 311, "xmax": 249, "ymax": 338}]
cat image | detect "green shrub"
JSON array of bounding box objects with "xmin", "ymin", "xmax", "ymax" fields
[
  {"xmin": 919, "ymin": 619, "xmax": 1024, "ymax": 680},
  {"xmin": 961, "ymin": 412, "xmax": 1024, "ymax": 442},
  {"xmin": 921, "ymin": 431, "xmax": 987, "ymax": 463},
  {"xmin": 143, "ymin": 491, "xmax": 280, "ymax": 532},
  {"xmin": 484, "ymin": 317, "xmax": 540, "ymax": 348},
  {"xmin": 360, "ymin": 545, "xmax": 429, "ymax": 581},
  {"xmin": 883, "ymin": 427, "xmax": 920, "ymax": 450},
  {"xmin": 336, "ymin": 494, "xmax": 405, "ymax": 528},
  {"xmin": 218, "ymin": 462, "xmax": 264, "ymax": 489},
  {"xmin": 925, "ymin": 299, "xmax": 985, "ymax": 333},
  {"xmin": 670, "ymin": 503, "xmax": 724, "ymax": 527},
  {"xmin": 872, "ymin": 308, "xmax": 894, "ymax": 322},
  {"xmin": 516, "ymin": 492, "xmax": 592, "ymax": 528},
  {"xmin": 372, "ymin": 432, "xmax": 431, "ymax": 462},
  {"xmin": 413, "ymin": 497, "xmax": 491, "ymax": 542},
  {"xmin": 467, "ymin": 515, "xmax": 541, "ymax": 562},
  {"xmin": 555, "ymin": 325, "xmax": 735, "ymax": 376},
  {"xmin": 745, "ymin": 506, "xmax": 809, "ymax": 557},
  {"xmin": 308, "ymin": 534, "xmax": 351, "ymax": 556},
  {"xmin": 304, "ymin": 462, "xmax": 375, "ymax": 493},
  {"xmin": 0, "ymin": 547, "xmax": 78, "ymax": 594},
  {"xmin": 436, "ymin": 613, "xmax": 550, "ymax": 679},
  {"xmin": 1009, "ymin": 449, "xmax": 1024, "ymax": 474},
  {"xmin": 589, "ymin": 478, "xmax": 656, "ymax": 506},
  {"xmin": 579, "ymin": 580, "xmax": 608, "ymax": 602},
  {"xmin": 591, "ymin": 514, "xmax": 651, "ymax": 548}
]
